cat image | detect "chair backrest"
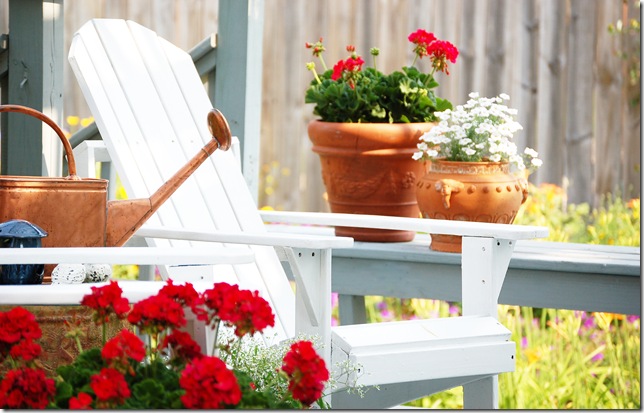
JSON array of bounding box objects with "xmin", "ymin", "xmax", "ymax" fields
[{"xmin": 68, "ymin": 19, "xmax": 295, "ymax": 342}]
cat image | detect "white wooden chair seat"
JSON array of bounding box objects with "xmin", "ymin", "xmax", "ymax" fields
[
  {"xmin": 67, "ymin": 18, "xmax": 548, "ymax": 408},
  {"xmin": 332, "ymin": 315, "xmax": 514, "ymax": 387}
]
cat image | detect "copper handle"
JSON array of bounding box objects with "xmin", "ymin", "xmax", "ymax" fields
[
  {"xmin": 207, "ymin": 108, "xmax": 232, "ymax": 152},
  {"xmin": 0, "ymin": 104, "xmax": 79, "ymax": 179}
]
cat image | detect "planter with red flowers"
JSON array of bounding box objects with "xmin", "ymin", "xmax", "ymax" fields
[
  {"xmin": 304, "ymin": 30, "xmax": 458, "ymax": 242},
  {"xmin": 0, "ymin": 281, "xmax": 334, "ymax": 409}
]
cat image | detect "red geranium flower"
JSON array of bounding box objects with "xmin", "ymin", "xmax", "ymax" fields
[
  {"xmin": 200, "ymin": 283, "xmax": 275, "ymax": 337},
  {"xmin": 9, "ymin": 339, "xmax": 42, "ymax": 362},
  {"xmin": 408, "ymin": 28, "xmax": 437, "ymax": 58},
  {"xmin": 159, "ymin": 279, "xmax": 203, "ymax": 310},
  {"xmin": 90, "ymin": 367, "xmax": 130, "ymax": 407},
  {"xmin": 179, "ymin": 355, "xmax": 242, "ymax": 408},
  {"xmin": 80, "ymin": 280, "xmax": 130, "ymax": 325},
  {"xmin": 0, "ymin": 307, "xmax": 41, "ymax": 343},
  {"xmin": 160, "ymin": 330, "xmax": 203, "ymax": 362},
  {"xmin": 427, "ymin": 39, "xmax": 459, "ymax": 74},
  {"xmin": 331, "ymin": 55, "xmax": 365, "ymax": 89},
  {"xmin": 281, "ymin": 340, "xmax": 329, "ymax": 406},
  {"xmin": 198, "ymin": 282, "xmax": 238, "ymax": 326},
  {"xmin": 69, "ymin": 392, "xmax": 93, "ymax": 410},
  {"xmin": 101, "ymin": 329, "xmax": 146, "ymax": 369},
  {"xmin": 0, "ymin": 307, "xmax": 42, "ymax": 362},
  {"xmin": 0, "ymin": 367, "xmax": 55, "ymax": 409},
  {"xmin": 127, "ymin": 293, "xmax": 186, "ymax": 334},
  {"xmin": 228, "ymin": 289, "xmax": 275, "ymax": 337}
]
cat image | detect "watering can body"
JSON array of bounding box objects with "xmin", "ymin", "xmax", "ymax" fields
[
  {"xmin": 0, "ymin": 105, "xmax": 232, "ymax": 281},
  {"xmin": 0, "ymin": 176, "xmax": 109, "ymax": 249}
]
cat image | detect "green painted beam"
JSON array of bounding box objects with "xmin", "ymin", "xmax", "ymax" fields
[
  {"xmin": 2, "ymin": 0, "xmax": 64, "ymax": 177},
  {"xmin": 213, "ymin": 0, "xmax": 264, "ymax": 204}
]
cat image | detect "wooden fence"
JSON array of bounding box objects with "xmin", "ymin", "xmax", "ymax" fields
[{"xmin": 0, "ymin": 0, "xmax": 639, "ymax": 211}]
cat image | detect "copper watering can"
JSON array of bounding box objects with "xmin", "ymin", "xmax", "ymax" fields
[{"xmin": 0, "ymin": 104, "xmax": 232, "ymax": 278}]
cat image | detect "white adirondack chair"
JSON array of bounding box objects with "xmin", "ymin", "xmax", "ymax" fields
[{"xmin": 68, "ymin": 19, "xmax": 548, "ymax": 408}]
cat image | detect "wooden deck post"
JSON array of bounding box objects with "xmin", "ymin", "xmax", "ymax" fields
[
  {"xmin": 2, "ymin": 0, "xmax": 64, "ymax": 177},
  {"xmin": 213, "ymin": 0, "xmax": 264, "ymax": 204}
]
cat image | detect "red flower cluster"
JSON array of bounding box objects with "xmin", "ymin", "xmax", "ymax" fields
[
  {"xmin": 91, "ymin": 367, "xmax": 131, "ymax": 408},
  {"xmin": 0, "ymin": 367, "xmax": 55, "ymax": 409},
  {"xmin": 69, "ymin": 392, "xmax": 93, "ymax": 409},
  {"xmin": 80, "ymin": 280, "xmax": 130, "ymax": 325},
  {"xmin": 331, "ymin": 51, "xmax": 366, "ymax": 89},
  {"xmin": 0, "ymin": 306, "xmax": 41, "ymax": 360},
  {"xmin": 0, "ymin": 280, "xmax": 330, "ymax": 409},
  {"xmin": 158, "ymin": 279, "xmax": 203, "ymax": 310},
  {"xmin": 200, "ymin": 282, "xmax": 275, "ymax": 337},
  {"xmin": 408, "ymin": 28, "xmax": 459, "ymax": 74},
  {"xmin": 179, "ymin": 355, "xmax": 242, "ymax": 408},
  {"xmin": 127, "ymin": 293, "xmax": 186, "ymax": 334},
  {"xmin": 9, "ymin": 339, "xmax": 42, "ymax": 361},
  {"xmin": 281, "ymin": 340, "xmax": 330, "ymax": 406},
  {"xmin": 0, "ymin": 307, "xmax": 54, "ymax": 409},
  {"xmin": 160, "ymin": 330, "xmax": 203, "ymax": 363},
  {"xmin": 408, "ymin": 29, "xmax": 437, "ymax": 57},
  {"xmin": 101, "ymin": 329, "xmax": 146, "ymax": 370},
  {"xmin": 427, "ymin": 40, "xmax": 459, "ymax": 74}
]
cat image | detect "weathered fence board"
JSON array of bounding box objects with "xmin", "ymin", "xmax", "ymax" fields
[{"xmin": 0, "ymin": 0, "xmax": 639, "ymax": 210}]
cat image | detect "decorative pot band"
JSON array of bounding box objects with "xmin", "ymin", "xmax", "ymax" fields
[
  {"xmin": 311, "ymin": 146, "xmax": 418, "ymax": 158},
  {"xmin": 429, "ymin": 159, "xmax": 510, "ymax": 175}
]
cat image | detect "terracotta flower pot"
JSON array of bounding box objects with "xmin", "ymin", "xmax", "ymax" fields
[
  {"xmin": 416, "ymin": 159, "xmax": 529, "ymax": 252},
  {"xmin": 308, "ymin": 120, "xmax": 434, "ymax": 242}
]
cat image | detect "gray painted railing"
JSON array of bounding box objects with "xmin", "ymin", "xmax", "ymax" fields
[{"xmin": 270, "ymin": 226, "xmax": 640, "ymax": 319}]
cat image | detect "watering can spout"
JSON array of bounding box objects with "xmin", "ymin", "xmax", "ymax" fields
[{"xmin": 105, "ymin": 108, "xmax": 232, "ymax": 247}]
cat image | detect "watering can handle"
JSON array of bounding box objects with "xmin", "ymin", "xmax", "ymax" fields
[
  {"xmin": 0, "ymin": 104, "xmax": 79, "ymax": 180},
  {"xmin": 207, "ymin": 108, "xmax": 232, "ymax": 151}
]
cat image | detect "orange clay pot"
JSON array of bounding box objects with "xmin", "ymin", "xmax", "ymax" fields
[
  {"xmin": 308, "ymin": 120, "xmax": 434, "ymax": 242},
  {"xmin": 416, "ymin": 159, "xmax": 529, "ymax": 252}
]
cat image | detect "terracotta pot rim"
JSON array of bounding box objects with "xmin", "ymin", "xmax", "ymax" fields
[{"xmin": 308, "ymin": 119, "xmax": 436, "ymax": 126}]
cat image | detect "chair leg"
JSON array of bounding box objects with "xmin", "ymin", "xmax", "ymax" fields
[
  {"xmin": 338, "ymin": 294, "xmax": 367, "ymax": 325},
  {"xmin": 463, "ymin": 376, "xmax": 498, "ymax": 409},
  {"xmin": 286, "ymin": 247, "xmax": 333, "ymax": 365}
]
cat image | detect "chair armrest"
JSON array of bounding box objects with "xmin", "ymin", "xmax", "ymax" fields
[
  {"xmin": 0, "ymin": 280, "xmax": 218, "ymax": 306},
  {"xmin": 137, "ymin": 225, "xmax": 354, "ymax": 249},
  {"xmin": 0, "ymin": 246, "xmax": 255, "ymax": 265},
  {"xmin": 260, "ymin": 210, "xmax": 549, "ymax": 241}
]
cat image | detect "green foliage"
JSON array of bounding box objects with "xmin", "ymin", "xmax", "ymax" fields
[
  {"xmin": 514, "ymin": 183, "xmax": 640, "ymax": 246},
  {"xmin": 305, "ymin": 67, "xmax": 451, "ymax": 123},
  {"xmin": 498, "ymin": 307, "xmax": 640, "ymax": 409},
  {"xmin": 122, "ymin": 360, "xmax": 184, "ymax": 409},
  {"xmin": 234, "ymin": 369, "xmax": 300, "ymax": 409},
  {"xmin": 53, "ymin": 349, "xmax": 185, "ymax": 409}
]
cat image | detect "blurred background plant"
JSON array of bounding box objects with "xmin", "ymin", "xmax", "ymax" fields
[
  {"xmin": 514, "ymin": 183, "xmax": 640, "ymax": 246},
  {"xmin": 366, "ymin": 297, "xmax": 640, "ymax": 409}
]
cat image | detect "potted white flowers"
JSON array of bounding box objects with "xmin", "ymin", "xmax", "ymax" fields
[{"xmin": 413, "ymin": 93, "xmax": 542, "ymax": 252}]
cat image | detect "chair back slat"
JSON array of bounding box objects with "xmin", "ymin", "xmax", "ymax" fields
[{"xmin": 69, "ymin": 19, "xmax": 296, "ymax": 341}]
